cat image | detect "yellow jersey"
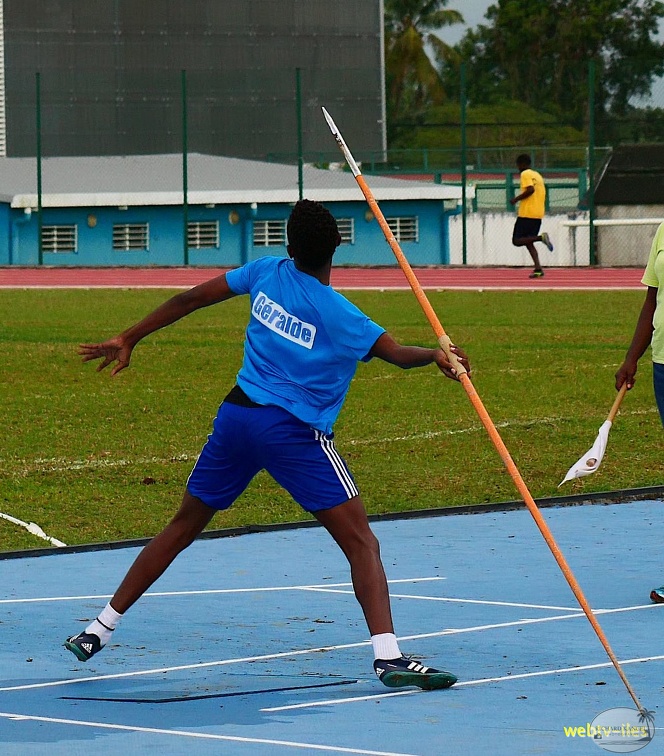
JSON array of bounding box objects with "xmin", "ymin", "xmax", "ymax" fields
[
  {"xmin": 641, "ymin": 222, "xmax": 664, "ymax": 364},
  {"xmin": 518, "ymin": 168, "xmax": 546, "ymax": 219}
]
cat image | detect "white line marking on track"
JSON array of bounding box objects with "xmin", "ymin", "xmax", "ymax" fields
[
  {"xmin": 261, "ymin": 655, "xmax": 664, "ymax": 712},
  {"xmin": 0, "ymin": 711, "xmax": 417, "ymax": 755},
  {"xmin": 1, "ymin": 603, "xmax": 658, "ymax": 693},
  {"xmin": 302, "ymin": 588, "xmax": 579, "ymax": 612},
  {"xmin": 0, "ymin": 577, "xmax": 445, "ymax": 605}
]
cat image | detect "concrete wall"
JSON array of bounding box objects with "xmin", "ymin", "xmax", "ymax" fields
[{"xmin": 448, "ymin": 212, "xmax": 591, "ymax": 267}]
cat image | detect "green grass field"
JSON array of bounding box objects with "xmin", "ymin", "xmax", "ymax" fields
[{"xmin": 1, "ymin": 287, "xmax": 661, "ymax": 553}]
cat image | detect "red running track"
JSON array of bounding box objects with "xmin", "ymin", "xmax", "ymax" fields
[{"xmin": 0, "ymin": 265, "xmax": 645, "ymax": 290}]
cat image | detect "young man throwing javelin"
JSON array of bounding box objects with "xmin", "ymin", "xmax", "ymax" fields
[
  {"xmin": 64, "ymin": 199, "xmax": 470, "ymax": 691},
  {"xmin": 510, "ymin": 153, "xmax": 554, "ymax": 278}
]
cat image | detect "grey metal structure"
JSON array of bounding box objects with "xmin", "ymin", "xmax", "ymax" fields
[
  {"xmin": 0, "ymin": 153, "xmax": 458, "ymax": 208},
  {"xmin": 0, "ymin": 0, "xmax": 6, "ymax": 156},
  {"xmin": 2, "ymin": 0, "xmax": 385, "ymax": 160}
]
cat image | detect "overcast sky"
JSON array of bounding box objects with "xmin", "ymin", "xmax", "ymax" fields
[{"xmin": 433, "ymin": 0, "xmax": 664, "ymax": 106}]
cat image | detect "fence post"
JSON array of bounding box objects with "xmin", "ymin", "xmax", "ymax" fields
[
  {"xmin": 181, "ymin": 69, "xmax": 189, "ymax": 266},
  {"xmin": 296, "ymin": 68, "xmax": 303, "ymax": 200},
  {"xmin": 506, "ymin": 171, "xmax": 514, "ymax": 212},
  {"xmin": 460, "ymin": 62, "xmax": 467, "ymax": 266},
  {"xmin": 35, "ymin": 71, "xmax": 43, "ymax": 266},
  {"xmin": 588, "ymin": 60, "xmax": 597, "ymax": 266}
]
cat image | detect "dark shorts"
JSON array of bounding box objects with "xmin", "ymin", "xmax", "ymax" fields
[
  {"xmin": 512, "ymin": 217, "xmax": 542, "ymax": 245},
  {"xmin": 653, "ymin": 362, "xmax": 664, "ymax": 427},
  {"xmin": 186, "ymin": 389, "xmax": 359, "ymax": 513}
]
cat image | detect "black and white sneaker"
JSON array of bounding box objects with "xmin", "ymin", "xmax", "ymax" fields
[
  {"xmin": 373, "ymin": 656, "xmax": 457, "ymax": 690},
  {"xmin": 64, "ymin": 631, "xmax": 103, "ymax": 662},
  {"xmin": 650, "ymin": 586, "xmax": 664, "ymax": 603}
]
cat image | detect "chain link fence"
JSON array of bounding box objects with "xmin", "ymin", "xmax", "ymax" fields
[{"xmin": 5, "ymin": 57, "xmax": 664, "ymax": 268}]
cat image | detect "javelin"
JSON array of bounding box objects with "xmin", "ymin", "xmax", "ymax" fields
[{"xmin": 321, "ymin": 106, "xmax": 645, "ymax": 714}]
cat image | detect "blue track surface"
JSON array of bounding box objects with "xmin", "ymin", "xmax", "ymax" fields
[{"xmin": 1, "ymin": 498, "xmax": 663, "ymax": 755}]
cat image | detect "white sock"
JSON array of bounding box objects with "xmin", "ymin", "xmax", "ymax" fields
[
  {"xmin": 85, "ymin": 602, "xmax": 123, "ymax": 647},
  {"xmin": 371, "ymin": 632, "xmax": 401, "ymax": 661}
]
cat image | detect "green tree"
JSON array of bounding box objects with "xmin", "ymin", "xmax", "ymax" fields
[
  {"xmin": 446, "ymin": 0, "xmax": 664, "ymax": 126},
  {"xmin": 385, "ymin": 0, "xmax": 464, "ymax": 134}
]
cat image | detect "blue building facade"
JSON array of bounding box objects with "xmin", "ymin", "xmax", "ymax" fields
[{"xmin": 0, "ymin": 155, "xmax": 462, "ymax": 268}]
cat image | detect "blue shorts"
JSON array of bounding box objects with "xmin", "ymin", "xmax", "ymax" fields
[{"xmin": 186, "ymin": 399, "xmax": 359, "ymax": 513}]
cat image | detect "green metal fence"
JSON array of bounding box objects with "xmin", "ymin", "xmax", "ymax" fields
[{"xmin": 22, "ymin": 59, "xmax": 664, "ymax": 269}]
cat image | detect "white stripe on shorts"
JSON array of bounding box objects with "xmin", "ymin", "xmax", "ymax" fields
[{"xmin": 314, "ymin": 430, "xmax": 358, "ymax": 500}]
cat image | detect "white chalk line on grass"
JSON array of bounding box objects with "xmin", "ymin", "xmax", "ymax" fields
[
  {"xmin": 0, "ymin": 603, "xmax": 659, "ymax": 694},
  {"xmin": 5, "ymin": 406, "xmax": 658, "ymax": 478},
  {"xmin": 7, "ymin": 453, "xmax": 196, "ymax": 477},
  {"xmin": 261, "ymin": 654, "xmax": 664, "ymax": 712},
  {"xmin": 0, "ymin": 711, "xmax": 416, "ymax": 756}
]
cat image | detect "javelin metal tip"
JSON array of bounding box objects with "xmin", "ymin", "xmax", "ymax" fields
[{"xmin": 321, "ymin": 107, "xmax": 338, "ymax": 134}]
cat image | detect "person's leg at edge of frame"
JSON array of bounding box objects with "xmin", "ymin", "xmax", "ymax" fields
[
  {"xmin": 64, "ymin": 491, "xmax": 216, "ymax": 661},
  {"xmin": 314, "ymin": 496, "xmax": 458, "ymax": 690},
  {"xmin": 648, "ymin": 362, "xmax": 664, "ymax": 604}
]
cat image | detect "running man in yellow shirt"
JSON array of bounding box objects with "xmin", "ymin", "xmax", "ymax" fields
[{"xmin": 509, "ymin": 154, "xmax": 554, "ymax": 278}]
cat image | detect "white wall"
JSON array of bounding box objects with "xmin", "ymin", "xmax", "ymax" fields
[{"xmin": 448, "ymin": 212, "xmax": 590, "ymax": 266}]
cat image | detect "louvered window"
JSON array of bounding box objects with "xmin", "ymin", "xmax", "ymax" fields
[
  {"xmin": 253, "ymin": 220, "xmax": 286, "ymax": 247},
  {"xmin": 42, "ymin": 225, "xmax": 77, "ymax": 253},
  {"xmin": 336, "ymin": 218, "xmax": 354, "ymax": 245},
  {"xmin": 188, "ymin": 221, "xmax": 219, "ymax": 249},
  {"xmin": 386, "ymin": 216, "xmax": 419, "ymax": 243}
]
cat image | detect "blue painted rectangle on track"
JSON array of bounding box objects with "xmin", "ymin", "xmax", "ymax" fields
[{"xmin": 1, "ymin": 498, "xmax": 662, "ymax": 755}]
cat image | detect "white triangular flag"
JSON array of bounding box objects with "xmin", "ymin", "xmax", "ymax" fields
[
  {"xmin": 559, "ymin": 384, "xmax": 627, "ymax": 487},
  {"xmin": 559, "ymin": 420, "xmax": 613, "ymax": 486}
]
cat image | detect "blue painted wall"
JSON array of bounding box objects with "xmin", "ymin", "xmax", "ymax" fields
[{"xmin": 1, "ymin": 200, "xmax": 453, "ymax": 267}]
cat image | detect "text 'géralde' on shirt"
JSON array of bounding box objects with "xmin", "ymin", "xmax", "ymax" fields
[{"xmin": 252, "ymin": 292, "xmax": 316, "ymax": 349}]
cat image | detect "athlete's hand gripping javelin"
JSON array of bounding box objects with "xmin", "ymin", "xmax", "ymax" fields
[{"xmin": 433, "ymin": 344, "xmax": 470, "ymax": 381}]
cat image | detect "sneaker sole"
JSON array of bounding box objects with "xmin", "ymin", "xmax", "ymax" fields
[
  {"xmin": 380, "ymin": 670, "xmax": 458, "ymax": 690},
  {"xmin": 650, "ymin": 590, "xmax": 664, "ymax": 604},
  {"xmin": 64, "ymin": 640, "xmax": 92, "ymax": 662}
]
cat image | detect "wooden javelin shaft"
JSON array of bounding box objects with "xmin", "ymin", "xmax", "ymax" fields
[{"xmin": 322, "ymin": 108, "xmax": 644, "ymax": 712}]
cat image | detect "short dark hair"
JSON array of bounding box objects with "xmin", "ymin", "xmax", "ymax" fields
[
  {"xmin": 516, "ymin": 153, "xmax": 532, "ymax": 167},
  {"xmin": 287, "ymin": 199, "xmax": 341, "ymax": 270}
]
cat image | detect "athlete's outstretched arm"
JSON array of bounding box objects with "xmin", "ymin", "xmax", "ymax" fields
[
  {"xmin": 79, "ymin": 273, "xmax": 237, "ymax": 376},
  {"xmin": 369, "ymin": 332, "xmax": 470, "ymax": 381}
]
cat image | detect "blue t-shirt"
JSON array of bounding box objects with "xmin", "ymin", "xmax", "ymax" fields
[{"xmin": 225, "ymin": 257, "xmax": 385, "ymax": 433}]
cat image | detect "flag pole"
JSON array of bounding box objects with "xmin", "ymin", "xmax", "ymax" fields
[
  {"xmin": 321, "ymin": 107, "xmax": 645, "ymax": 714},
  {"xmin": 608, "ymin": 383, "xmax": 628, "ymax": 422}
]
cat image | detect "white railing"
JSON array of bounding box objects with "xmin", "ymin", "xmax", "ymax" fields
[
  {"xmin": 562, "ymin": 218, "xmax": 664, "ymax": 227},
  {"xmin": 561, "ymin": 217, "xmax": 664, "ymax": 266}
]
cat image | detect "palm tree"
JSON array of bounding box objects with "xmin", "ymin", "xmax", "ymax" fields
[{"xmin": 385, "ymin": 0, "xmax": 464, "ymax": 124}]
